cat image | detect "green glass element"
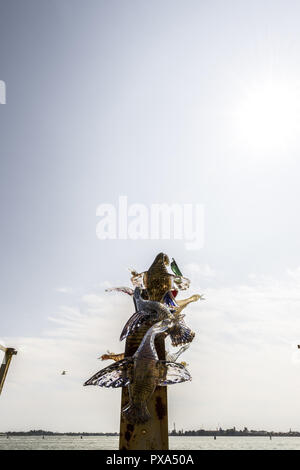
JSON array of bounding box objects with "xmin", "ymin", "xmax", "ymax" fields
[{"xmin": 170, "ymin": 258, "xmax": 183, "ymax": 277}]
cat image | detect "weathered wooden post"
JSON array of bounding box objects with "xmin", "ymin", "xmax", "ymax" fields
[
  {"xmin": 118, "ymin": 253, "xmax": 193, "ymax": 450},
  {"xmin": 0, "ymin": 345, "xmax": 17, "ymax": 395},
  {"xmin": 119, "ymin": 326, "xmax": 169, "ymax": 450}
]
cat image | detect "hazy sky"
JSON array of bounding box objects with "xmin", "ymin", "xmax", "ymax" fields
[{"xmin": 2, "ymin": 0, "xmax": 300, "ymax": 432}]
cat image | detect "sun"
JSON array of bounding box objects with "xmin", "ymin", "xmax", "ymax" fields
[{"xmin": 233, "ymin": 80, "xmax": 300, "ymax": 151}]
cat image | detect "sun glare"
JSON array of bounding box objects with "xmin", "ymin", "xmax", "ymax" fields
[{"xmin": 234, "ymin": 81, "xmax": 300, "ymax": 151}]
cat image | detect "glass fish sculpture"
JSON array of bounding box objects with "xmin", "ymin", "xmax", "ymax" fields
[
  {"xmin": 84, "ymin": 319, "xmax": 191, "ymax": 424},
  {"xmin": 130, "ymin": 253, "xmax": 191, "ymax": 302},
  {"xmin": 99, "ymin": 351, "xmax": 125, "ymax": 362}
]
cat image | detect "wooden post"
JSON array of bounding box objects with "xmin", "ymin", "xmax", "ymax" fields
[
  {"xmin": 119, "ymin": 325, "xmax": 169, "ymax": 450},
  {"xmin": 0, "ymin": 346, "xmax": 17, "ymax": 395}
]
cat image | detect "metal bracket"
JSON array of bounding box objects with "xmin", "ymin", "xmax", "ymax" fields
[{"xmin": 0, "ymin": 345, "xmax": 17, "ymax": 395}]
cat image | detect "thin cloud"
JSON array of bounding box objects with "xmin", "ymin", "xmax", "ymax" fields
[{"xmin": 55, "ymin": 287, "xmax": 74, "ymax": 295}]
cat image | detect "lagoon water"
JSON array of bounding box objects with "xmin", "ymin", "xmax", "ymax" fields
[{"xmin": 1, "ymin": 435, "xmax": 300, "ymax": 450}]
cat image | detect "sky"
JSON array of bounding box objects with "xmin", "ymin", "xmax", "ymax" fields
[{"xmin": 2, "ymin": 0, "xmax": 300, "ymax": 432}]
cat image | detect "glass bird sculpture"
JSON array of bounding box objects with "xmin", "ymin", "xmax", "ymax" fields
[{"xmin": 119, "ymin": 287, "xmax": 196, "ymax": 347}]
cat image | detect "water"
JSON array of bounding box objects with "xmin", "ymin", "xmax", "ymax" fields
[{"xmin": 1, "ymin": 435, "xmax": 300, "ymax": 450}]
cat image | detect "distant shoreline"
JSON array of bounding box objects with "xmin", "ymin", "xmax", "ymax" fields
[{"xmin": 2, "ymin": 429, "xmax": 300, "ymax": 438}]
